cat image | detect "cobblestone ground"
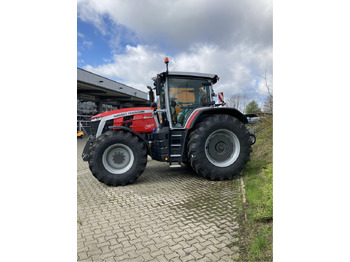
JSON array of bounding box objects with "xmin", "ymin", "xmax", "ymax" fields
[{"xmin": 77, "ymin": 138, "xmax": 240, "ymax": 262}]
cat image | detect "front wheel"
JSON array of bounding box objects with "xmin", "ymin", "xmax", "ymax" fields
[
  {"xmin": 188, "ymin": 114, "xmax": 252, "ymax": 180},
  {"xmin": 88, "ymin": 130, "xmax": 147, "ymax": 186}
]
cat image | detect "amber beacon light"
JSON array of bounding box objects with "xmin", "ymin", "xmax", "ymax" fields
[{"xmin": 164, "ymin": 57, "xmax": 169, "ymax": 73}]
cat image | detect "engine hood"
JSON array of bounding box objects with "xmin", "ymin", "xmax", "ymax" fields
[{"xmin": 90, "ymin": 107, "xmax": 154, "ymax": 120}]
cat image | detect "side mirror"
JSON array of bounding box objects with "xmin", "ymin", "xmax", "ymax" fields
[
  {"xmin": 147, "ymin": 86, "xmax": 155, "ymax": 103},
  {"xmin": 155, "ymin": 75, "xmax": 162, "ymax": 96},
  {"xmin": 151, "ymin": 102, "xmax": 157, "ymax": 109}
]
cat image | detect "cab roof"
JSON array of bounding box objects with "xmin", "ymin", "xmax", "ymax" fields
[{"xmin": 156, "ymin": 71, "xmax": 220, "ymax": 84}]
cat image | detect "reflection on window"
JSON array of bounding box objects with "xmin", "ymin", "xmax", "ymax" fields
[{"xmin": 168, "ymin": 78, "xmax": 212, "ymax": 128}]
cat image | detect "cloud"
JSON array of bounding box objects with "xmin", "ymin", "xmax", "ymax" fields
[
  {"xmin": 84, "ymin": 43, "xmax": 272, "ymax": 101},
  {"xmin": 82, "ymin": 40, "xmax": 93, "ymax": 49},
  {"xmin": 78, "ymin": 0, "xmax": 272, "ymax": 102},
  {"xmin": 77, "ymin": 32, "xmax": 85, "ymax": 38},
  {"xmin": 77, "ymin": 0, "xmax": 109, "ymax": 35},
  {"xmin": 84, "ymin": 45, "xmax": 166, "ymax": 93},
  {"xmin": 77, "ymin": 0, "xmax": 272, "ymax": 51}
]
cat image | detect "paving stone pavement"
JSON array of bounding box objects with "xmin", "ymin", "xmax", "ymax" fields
[{"xmin": 77, "ymin": 138, "xmax": 240, "ymax": 262}]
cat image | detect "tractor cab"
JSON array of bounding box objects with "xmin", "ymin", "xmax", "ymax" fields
[
  {"xmin": 155, "ymin": 72, "xmax": 219, "ymax": 128},
  {"xmin": 151, "ymin": 58, "xmax": 221, "ymax": 129}
]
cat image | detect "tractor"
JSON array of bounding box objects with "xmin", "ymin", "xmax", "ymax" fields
[{"xmin": 82, "ymin": 57, "xmax": 256, "ymax": 186}]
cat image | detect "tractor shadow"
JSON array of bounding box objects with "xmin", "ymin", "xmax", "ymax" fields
[
  {"xmin": 134, "ymin": 160, "xmax": 241, "ymax": 187},
  {"xmin": 134, "ymin": 160, "xmax": 202, "ymax": 185}
]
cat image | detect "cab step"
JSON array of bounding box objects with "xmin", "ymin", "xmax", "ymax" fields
[{"xmin": 170, "ymin": 164, "xmax": 182, "ymax": 168}]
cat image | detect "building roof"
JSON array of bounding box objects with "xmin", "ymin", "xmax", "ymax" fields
[{"xmin": 77, "ymin": 68, "xmax": 149, "ymax": 107}]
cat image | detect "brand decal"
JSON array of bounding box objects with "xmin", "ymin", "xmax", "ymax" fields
[{"xmin": 113, "ymin": 110, "xmax": 148, "ymax": 118}]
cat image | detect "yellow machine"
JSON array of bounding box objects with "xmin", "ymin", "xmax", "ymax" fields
[
  {"xmin": 77, "ymin": 120, "xmax": 85, "ymax": 138},
  {"xmin": 77, "ymin": 130, "xmax": 84, "ymax": 139}
]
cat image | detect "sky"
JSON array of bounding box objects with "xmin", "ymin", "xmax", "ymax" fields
[{"xmin": 77, "ymin": 0, "xmax": 273, "ymax": 106}]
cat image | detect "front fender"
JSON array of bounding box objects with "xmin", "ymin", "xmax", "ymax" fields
[
  {"xmin": 108, "ymin": 126, "xmax": 152, "ymax": 156},
  {"xmin": 82, "ymin": 135, "xmax": 96, "ymax": 161}
]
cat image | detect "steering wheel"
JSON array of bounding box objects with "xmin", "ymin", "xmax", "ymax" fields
[
  {"xmin": 170, "ymin": 97, "xmax": 177, "ymax": 107},
  {"xmin": 176, "ymin": 101, "xmax": 194, "ymax": 109}
]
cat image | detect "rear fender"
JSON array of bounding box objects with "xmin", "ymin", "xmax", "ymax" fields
[{"xmin": 185, "ymin": 107, "xmax": 248, "ymax": 130}]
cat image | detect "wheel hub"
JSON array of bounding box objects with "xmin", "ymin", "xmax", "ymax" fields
[
  {"xmin": 205, "ymin": 129, "xmax": 240, "ymax": 167},
  {"xmin": 215, "ymin": 141, "xmax": 227, "ymax": 153},
  {"xmin": 102, "ymin": 144, "xmax": 134, "ymax": 174},
  {"xmin": 112, "ymin": 152, "xmax": 126, "ymax": 165},
  {"xmin": 207, "ymin": 135, "xmax": 234, "ymax": 162}
]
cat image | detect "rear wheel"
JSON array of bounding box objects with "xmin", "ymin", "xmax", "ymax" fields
[
  {"xmin": 88, "ymin": 130, "xmax": 147, "ymax": 186},
  {"xmin": 188, "ymin": 114, "xmax": 252, "ymax": 180}
]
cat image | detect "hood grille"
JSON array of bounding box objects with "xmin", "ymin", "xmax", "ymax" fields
[{"xmin": 90, "ymin": 120, "xmax": 100, "ymax": 135}]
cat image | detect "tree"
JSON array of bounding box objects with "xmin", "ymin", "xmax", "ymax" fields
[
  {"xmin": 227, "ymin": 94, "xmax": 249, "ymax": 113},
  {"xmin": 262, "ymin": 96, "xmax": 273, "ymax": 114},
  {"xmin": 245, "ymin": 100, "xmax": 262, "ymax": 114},
  {"xmin": 259, "ymin": 66, "xmax": 273, "ymax": 113}
]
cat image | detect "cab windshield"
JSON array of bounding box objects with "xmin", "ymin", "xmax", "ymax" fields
[{"xmin": 168, "ymin": 77, "xmax": 212, "ymax": 128}]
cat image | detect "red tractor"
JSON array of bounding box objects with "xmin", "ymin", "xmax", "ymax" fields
[{"xmin": 82, "ymin": 58, "xmax": 256, "ymax": 186}]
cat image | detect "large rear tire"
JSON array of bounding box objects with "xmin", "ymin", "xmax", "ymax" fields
[
  {"xmin": 188, "ymin": 114, "xmax": 252, "ymax": 180},
  {"xmin": 88, "ymin": 130, "xmax": 147, "ymax": 186}
]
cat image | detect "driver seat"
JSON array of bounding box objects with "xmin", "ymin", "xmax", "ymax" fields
[
  {"xmin": 176, "ymin": 108, "xmax": 193, "ymax": 127},
  {"xmin": 177, "ymin": 111, "xmax": 185, "ymax": 125}
]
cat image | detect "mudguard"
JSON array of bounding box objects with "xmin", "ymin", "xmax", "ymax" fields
[{"xmin": 185, "ymin": 107, "xmax": 248, "ymax": 130}]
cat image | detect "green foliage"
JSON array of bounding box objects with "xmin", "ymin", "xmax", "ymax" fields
[
  {"xmin": 254, "ymin": 164, "xmax": 273, "ymax": 221},
  {"xmin": 246, "ymin": 115, "xmax": 273, "ymax": 220},
  {"xmin": 244, "ymin": 164, "xmax": 273, "ymax": 222},
  {"xmin": 245, "ymin": 100, "xmax": 262, "ymax": 114},
  {"xmin": 247, "ymin": 225, "xmax": 273, "ymax": 261},
  {"xmin": 235, "ymin": 115, "xmax": 273, "ymax": 261},
  {"xmin": 261, "ymin": 164, "xmax": 273, "ymax": 218}
]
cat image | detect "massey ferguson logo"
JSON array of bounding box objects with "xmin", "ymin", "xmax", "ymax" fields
[{"xmin": 113, "ymin": 110, "xmax": 146, "ymax": 118}]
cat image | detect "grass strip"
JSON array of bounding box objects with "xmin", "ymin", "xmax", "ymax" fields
[{"xmin": 235, "ymin": 115, "xmax": 273, "ymax": 261}]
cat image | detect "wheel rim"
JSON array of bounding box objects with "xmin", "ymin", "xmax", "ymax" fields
[
  {"xmin": 102, "ymin": 144, "xmax": 134, "ymax": 174},
  {"xmin": 205, "ymin": 129, "xmax": 240, "ymax": 167}
]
